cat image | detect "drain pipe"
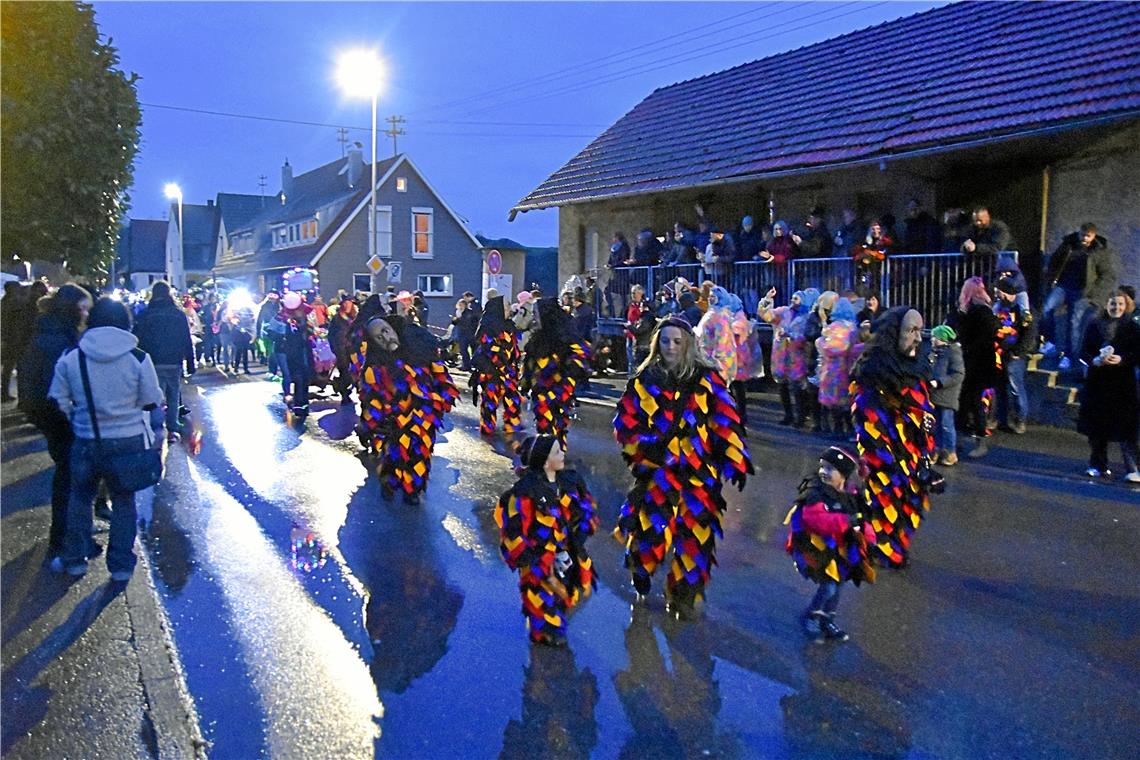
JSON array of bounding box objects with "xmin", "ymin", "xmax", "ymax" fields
[{"xmin": 1039, "ymin": 165, "xmax": 1051, "ymax": 254}]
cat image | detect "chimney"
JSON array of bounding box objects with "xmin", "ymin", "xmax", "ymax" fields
[
  {"xmin": 206, "ymin": 199, "xmax": 214, "ymax": 207},
  {"xmin": 346, "ymin": 142, "xmax": 363, "ymax": 189},
  {"xmin": 281, "ymin": 158, "xmax": 294, "ymax": 198}
]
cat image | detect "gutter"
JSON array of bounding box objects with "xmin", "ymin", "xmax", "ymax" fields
[{"xmin": 508, "ymin": 111, "xmax": 1140, "ymax": 218}]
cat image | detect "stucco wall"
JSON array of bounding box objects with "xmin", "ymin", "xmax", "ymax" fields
[{"xmin": 316, "ymin": 161, "xmax": 482, "ymax": 328}]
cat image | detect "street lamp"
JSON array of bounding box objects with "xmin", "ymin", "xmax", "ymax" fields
[
  {"xmin": 335, "ymin": 49, "xmax": 385, "ymax": 293},
  {"xmin": 164, "ymin": 183, "xmax": 184, "ymax": 290}
]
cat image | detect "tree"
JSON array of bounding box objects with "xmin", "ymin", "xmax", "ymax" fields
[{"xmin": 1, "ymin": 1, "xmax": 141, "ymax": 278}]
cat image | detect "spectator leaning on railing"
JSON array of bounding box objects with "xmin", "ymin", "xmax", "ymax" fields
[
  {"xmin": 793, "ymin": 206, "xmax": 833, "ymax": 259},
  {"xmin": 960, "ymin": 207, "xmax": 1012, "ymax": 256},
  {"xmin": 833, "ymin": 208, "xmax": 863, "ymax": 258}
]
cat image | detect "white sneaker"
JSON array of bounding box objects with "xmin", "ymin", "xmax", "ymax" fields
[
  {"xmin": 1058, "ymin": 356, "xmax": 1071, "ymax": 371},
  {"xmin": 1125, "ymin": 471, "xmax": 1140, "ymax": 483}
]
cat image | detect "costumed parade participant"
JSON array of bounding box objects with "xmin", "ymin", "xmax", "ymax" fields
[
  {"xmin": 275, "ymin": 291, "xmax": 314, "ymax": 418},
  {"xmin": 493, "ymin": 434, "xmax": 598, "ymax": 647},
  {"xmin": 785, "ymin": 446, "xmax": 876, "ymax": 643},
  {"xmin": 814, "ymin": 297, "xmax": 863, "ymax": 438},
  {"xmin": 470, "ymin": 294, "xmax": 523, "ymax": 436},
  {"xmin": 850, "ymin": 307, "xmax": 941, "ymax": 568},
  {"xmin": 758, "ymin": 287, "xmax": 818, "ymax": 426},
  {"xmin": 613, "ymin": 318, "xmax": 753, "ymax": 620},
  {"xmin": 521, "ymin": 298, "xmax": 591, "ymax": 444},
  {"xmin": 357, "ymin": 313, "xmax": 458, "ymax": 505},
  {"xmin": 695, "ymin": 286, "xmax": 738, "ymax": 384}
]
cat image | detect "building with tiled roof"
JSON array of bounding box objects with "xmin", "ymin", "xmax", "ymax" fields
[
  {"xmin": 114, "ymin": 219, "xmax": 168, "ymax": 289},
  {"xmin": 515, "ymin": 0, "xmax": 1140, "ymax": 290}
]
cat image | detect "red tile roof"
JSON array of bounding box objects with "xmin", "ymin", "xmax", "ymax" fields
[{"xmin": 515, "ymin": 1, "xmax": 1140, "ymax": 211}]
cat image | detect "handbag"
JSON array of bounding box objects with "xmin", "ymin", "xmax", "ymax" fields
[{"xmin": 78, "ymin": 350, "xmax": 164, "ymax": 493}]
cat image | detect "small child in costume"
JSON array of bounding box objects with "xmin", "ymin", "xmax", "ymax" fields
[
  {"xmin": 785, "ymin": 446, "xmax": 876, "ymax": 643},
  {"xmin": 494, "ymin": 435, "xmax": 598, "ymax": 647}
]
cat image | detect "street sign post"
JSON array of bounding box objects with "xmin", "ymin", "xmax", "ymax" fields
[
  {"xmin": 487, "ymin": 249, "xmax": 502, "ymax": 276},
  {"xmin": 367, "ymin": 254, "xmax": 384, "ymax": 293},
  {"xmin": 387, "ymin": 261, "xmax": 403, "ymax": 284}
]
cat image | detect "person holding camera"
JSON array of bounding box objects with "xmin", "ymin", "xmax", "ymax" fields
[
  {"xmin": 1078, "ymin": 290, "xmax": 1140, "ymax": 482},
  {"xmin": 851, "ymin": 306, "xmax": 941, "ymax": 568}
]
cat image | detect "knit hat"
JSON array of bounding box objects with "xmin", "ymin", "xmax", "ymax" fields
[
  {"xmin": 518, "ymin": 434, "xmax": 557, "ymax": 472},
  {"xmin": 931, "ymin": 325, "xmax": 957, "ymax": 342},
  {"xmin": 996, "ymin": 275, "xmax": 1024, "ymax": 296},
  {"xmin": 820, "ymin": 446, "xmax": 858, "ymax": 480}
]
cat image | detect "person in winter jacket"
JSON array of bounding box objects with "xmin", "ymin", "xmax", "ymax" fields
[
  {"xmin": 851, "ymin": 307, "xmax": 938, "ymax": 568},
  {"xmin": 815, "ymin": 298, "xmax": 863, "ymax": 439},
  {"xmin": 17, "ymin": 284, "xmax": 94, "ymax": 561},
  {"xmin": 961, "ymin": 207, "xmax": 1013, "ymax": 257},
  {"xmin": 929, "ymin": 325, "xmax": 965, "ymax": 466},
  {"xmin": 624, "ymin": 285, "xmax": 650, "ymax": 374},
  {"xmin": 134, "ymin": 281, "xmax": 196, "ymax": 441},
  {"xmin": 493, "ymin": 434, "xmax": 598, "ymax": 646},
  {"xmin": 804, "ymin": 291, "xmax": 837, "ymax": 432},
  {"xmin": 328, "ymin": 298, "xmax": 358, "ymax": 405},
  {"xmin": 948, "ymin": 277, "xmax": 1000, "ymax": 458},
  {"xmin": 276, "ymin": 292, "xmax": 315, "ymax": 417},
  {"xmin": 1078, "ymin": 291, "xmax": 1140, "ymax": 482},
  {"xmin": 785, "ymin": 446, "xmax": 875, "ymax": 643},
  {"xmin": 731, "ymin": 309, "xmax": 765, "ymax": 426},
  {"xmin": 993, "ymin": 275, "xmax": 1037, "ymax": 434},
  {"xmin": 613, "ymin": 317, "xmax": 752, "ymax": 620},
  {"xmin": 49, "ymin": 298, "xmax": 164, "ymax": 581},
  {"xmin": 1, "ymin": 282, "xmax": 35, "ymax": 401},
  {"xmin": 1043, "ymin": 224, "xmax": 1120, "ymax": 370}
]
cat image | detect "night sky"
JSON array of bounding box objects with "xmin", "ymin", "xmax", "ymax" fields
[{"xmin": 93, "ymin": 1, "xmax": 945, "ymax": 247}]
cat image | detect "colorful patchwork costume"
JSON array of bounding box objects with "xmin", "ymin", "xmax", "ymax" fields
[
  {"xmin": 470, "ymin": 295, "xmax": 523, "ymax": 435},
  {"xmin": 494, "ymin": 468, "xmax": 598, "ymax": 645},
  {"xmin": 613, "ymin": 358, "xmax": 752, "ymax": 614},
  {"xmin": 785, "ymin": 476, "xmax": 877, "ymax": 586},
  {"xmin": 358, "ymin": 314, "xmax": 458, "ymax": 501},
  {"xmin": 523, "ymin": 299, "xmax": 591, "ymax": 443},
  {"xmin": 850, "ymin": 307, "xmax": 937, "ymax": 567}
]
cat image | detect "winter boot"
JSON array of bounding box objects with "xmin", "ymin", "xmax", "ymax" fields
[
  {"xmin": 778, "ymin": 385, "xmax": 794, "ymax": 425},
  {"xmin": 820, "ymin": 613, "xmax": 849, "ymax": 642},
  {"xmin": 801, "ymin": 610, "xmax": 825, "ymax": 642},
  {"xmin": 967, "ymin": 436, "xmax": 989, "ymax": 459},
  {"xmin": 632, "ymin": 573, "xmax": 651, "ymax": 602}
]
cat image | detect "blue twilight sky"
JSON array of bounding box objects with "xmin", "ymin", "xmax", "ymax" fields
[{"xmin": 93, "ymin": 1, "xmax": 946, "ymax": 247}]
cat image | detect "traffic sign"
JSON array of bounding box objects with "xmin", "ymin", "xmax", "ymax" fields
[
  {"xmin": 387, "ymin": 261, "xmax": 403, "ymax": 284},
  {"xmin": 366, "ymin": 254, "xmax": 384, "ymax": 274},
  {"xmin": 487, "ymin": 249, "xmax": 502, "ymax": 276}
]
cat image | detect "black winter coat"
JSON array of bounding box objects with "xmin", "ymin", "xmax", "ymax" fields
[
  {"xmin": 1046, "ymin": 233, "xmax": 1119, "ymax": 307},
  {"xmin": 949, "ymin": 303, "xmax": 1000, "ymax": 391},
  {"xmin": 134, "ymin": 297, "xmax": 195, "ymax": 370},
  {"xmin": 1078, "ymin": 317, "xmax": 1140, "ymax": 442},
  {"xmin": 17, "ymin": 313, "xmax": 78, "ymax": 416}
]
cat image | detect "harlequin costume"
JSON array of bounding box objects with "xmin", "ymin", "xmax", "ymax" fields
[
  {"xmin": 493, "ymin": 436, "xmax": 599, "ymax": 646},
  {"xmin": 613, "ymin": 324, "xmax": 753, "ymax": 618},
  {"xmin": 522, "ymin": 299, "xmax": 591, "ymax": 443},
  {"xmin": 850, "ymin": 307, "xmax": 937, "ymax": 568},
  {"xmin": 470, "ymin": 295, "xmax": 523, "ymax": 435},
  {"xmin": 358, "ymin": 314, "xmax": 458, "ymax": 504}
]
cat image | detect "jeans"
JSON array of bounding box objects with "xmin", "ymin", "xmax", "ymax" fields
[
  {"xmin": 625, "ymin": 337, "xmax": 636, "ymax": 374},
  {"xmin": 809, "ymin": 580, "xmax": 842, "ymax": 614},
  {"xmin": 64, "ymin": 435, "xmax": 146, "ymax": 573},
  {"xmin": 936, "ymin": 406, "xmax": 957, "ymax": 453},
  {"xmin": 999, "ymin": 356, "xmax": 1029, "ymax": 424},
  {"xmin": 27, "ymin": 407, "xmax": 74, "ymax": 554},
  {"xmin": 283, "ymin": 354, "xmax": 310, "ymax": 409},
  {"xmin": 1043, "ymin": 287, "xmax": 1095, "ymax": 358},
  {"xmin": 154, "ymin": 365, "xmax": 183, "ymax": 433},
  {"xmin": 276, "ymin": 352, "xmax": 291, "ymax": 395}
]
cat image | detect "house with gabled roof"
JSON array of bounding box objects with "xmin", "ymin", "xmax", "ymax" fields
[
  {"xmin": 214, "ymin": 147, "xmax": 482, "ymax": 327},
  {"xmin": 514, "ymin": 0, "xmax": 1140, "ymax": 294},
  {"xmin": 165, "ymin": 200, "xmax": 223, "ymax": 290},
  {"xmin": 114, "ymin": 219, "xmax": 168, "ymax": 290}
]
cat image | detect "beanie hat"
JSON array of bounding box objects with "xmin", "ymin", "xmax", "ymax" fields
[
  {"xmin": 932, "ymin": 325, "xmax": 957, "ymax": 342},
  {"xmin": 820, "ymin": 446, "xmax": 858, "ymax": 480},
  {"xmin": 518, "ymin": 434, "xmax": 557, "ymax": 472},
  {"xmin": 996, "ymin": 275, "xmax": 1023, "ymax": 296}
]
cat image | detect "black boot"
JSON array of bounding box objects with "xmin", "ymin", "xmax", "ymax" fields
[
  {"xmin": 632, "ymin": 573, "xmax": 650, "ymax": 601},
  {"xmin": 820, "ymin": 613, "xmax": 849, "ymax": 642},
  {"xmin": 778, "ymin": 385, "xmax": 794, "ymax": 425},
  {"xmin": 794, "ymin": 388, "xmax": 809, "ymax": 429},
  {"xmin": 801, "ymin": 610, "xmax": 824, "ymax": 641}
]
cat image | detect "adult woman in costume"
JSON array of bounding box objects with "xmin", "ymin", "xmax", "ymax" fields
[
  {"xmin": 521, "ymin": 298, "xmax": 591, "ymax": 443},
  {"xmin": 470, "ymin": 295, "xmax": 523, "ymax": 436}
]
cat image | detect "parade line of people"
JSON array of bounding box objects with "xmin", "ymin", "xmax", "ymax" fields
[{"xmin": 2, "ymin": 241, "xmax": 1137, "ymax": 646}]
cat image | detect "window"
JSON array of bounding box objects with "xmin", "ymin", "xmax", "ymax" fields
[
  {"xmin": 412, "ymin": 208, "xmax": 433, "ymax": 258},
  {"xmin": 416, "ymin": 274, "xmax": 451, "ymax": 297},
  {"xmin": 353, "ymin": 273, "xmax": 372, "ymax": 294},
  {"xmin": 375, "ymin": 206, "xmax": 392, "ymax": 257},
  {"xmin": 396, "ymin": 177, "xmax": 407, "ymax": 193}
]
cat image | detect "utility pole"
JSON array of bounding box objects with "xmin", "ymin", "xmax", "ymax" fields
[
  {"xmin": 384, "ymin": 115, "xmax": 406, "ymax": 157},
  {"xmin": 336, "ymin": 127, "xmax": 350, "ymax": 157},
  {"xmin": 257, "ymin": 174, "xmax": 267, "ymax": 207}
]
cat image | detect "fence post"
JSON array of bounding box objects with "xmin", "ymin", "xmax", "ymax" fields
[{"xmin": 881, "ymin": 257, "xmax": 892, "ymax": 308}]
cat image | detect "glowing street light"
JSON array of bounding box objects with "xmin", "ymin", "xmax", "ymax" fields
[
  {"xmin": 335, "ymin": 48, "xmax": 385, "ymax": 293},
  {"xmin": 164, "ymin": 183, "xmax": 184, "ymax": 290}
]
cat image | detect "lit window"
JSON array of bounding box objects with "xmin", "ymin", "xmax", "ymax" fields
[
  {"xmin": 416, "ymin": 274, "xmax": 451, "ymax": 297},
  {"xmin": 396, "ymin": 177, "xmax": 407, "ymax": 193},
  {"xmin": 412, "ymin": 208, "xmax": 433, "ymax": 258},
  {"xmin": 375, "ymin": 207, "xmax": 392, "ymax": 257}
]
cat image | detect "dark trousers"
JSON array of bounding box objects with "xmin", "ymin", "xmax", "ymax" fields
[
  {"xmin": 1089, "ymin": 437, "xmax": 1139, "ymax": 473},
  {"xmin": 457, "ymin": 334, "xmax": 474, "ymax": 370},
  {"xmin": 809, "ymin": 580, "xmax": 842, "ymax": 614},
  {"xmin": 27, "ymin": 408, "xmax": 74, "ymax": 554}
]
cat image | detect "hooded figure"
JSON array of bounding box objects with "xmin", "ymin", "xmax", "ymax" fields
[
  {"xmin": 850, "ymin": 306, "xmax": 937, "ymax": 568},
  {"xmin": 522, "ymin": 299, "xmax": 591, "ymax": 443},
  {"xmin": 357, "ymin": 313, "xmax": 458, "ymax": 504},
  {"xmin": 815, "ymin": 297, "xmax": 864, "ymax": 435},
  {"xmin": 695, "ymin": 286, "xmax": 737, "ymax": 383},
  {"xmin": 470, "ymin": 295, "xmax": 523, "ymax": 435},
  {"xmin": 758, "ymin": 288, "xmax": 817, "ymax": 425}
]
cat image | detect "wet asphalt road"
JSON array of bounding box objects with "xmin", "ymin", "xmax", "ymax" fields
[{"xmin": 146, "ymin": 369, "xmax": 1140, "ymax": 760}]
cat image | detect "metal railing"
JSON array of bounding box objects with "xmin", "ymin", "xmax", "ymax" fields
[{"xmin": 593, "ymin": 250, "xmax": 1017, "ymax": 329}]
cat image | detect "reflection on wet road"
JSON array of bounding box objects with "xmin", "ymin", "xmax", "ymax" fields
[{"xmin": 148, "ymin": 375, "xmax": 1140, "ymax": 759}]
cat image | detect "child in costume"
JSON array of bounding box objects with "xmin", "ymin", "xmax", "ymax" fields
[
  {"xmin": 613, "ymin": 317, "xmax": 753, "ymax": 620},
  {"xmin": 494, "ymin": 435, "xmax": 598, "ymax": 646},
  {"xmin": 785, "ymin": 446, "xmax": 876, "ymax": 642},
  {"xmin": 814, "ymin": 297, "xmax": 863, "ymax": 438},
  {"xmin": 470, "ymin": 294, "xmax": 523, "ymax": 435},
  {"xmin": 522, "ymin": 298, "xmax": 591, "ymax": 444},
  {"xmin": 758, "ymin": 287, "xmax": 818, "ymax": 426},
  {"xmin": 358, "ymin": 314, "xmax": 458, "ymax": 505},
  {"xmin": 850, "ymin": 307, "xmax": 939, "ymax": 568}
]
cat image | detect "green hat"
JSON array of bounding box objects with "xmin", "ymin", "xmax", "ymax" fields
[{"xmin": 932, "ymin": 325, "xmax": 957, "ymax": 342}]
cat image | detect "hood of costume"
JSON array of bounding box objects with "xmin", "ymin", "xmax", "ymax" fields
[{"xmin": 851, "ymin": 306, "xmax": 931, "ymax": 393}]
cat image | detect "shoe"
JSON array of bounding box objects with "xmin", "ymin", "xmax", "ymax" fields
[
  {"xmin": 778, "ymin": 416, "xmax": 794, "ymax": 426},
  {"xmin": 1058, "ymin": 356, "xmax": 1071, "ymax": 371},
  {"xmin": 632, "ymin": 574, "xmax": 651, "ymax": 597},
  {"xmin": 967, "ymin": 439, "xmax": 989, "ymax": 459},
  {"xmin": 179, "ymin": 405, "xmax": 190, "ymax": 417},
  {"xmin": 167, "ymin": 431, "xmax": 182, "ymax": 443},
  {"xmin": 820, "ymin": 614, "xmax": 849, "ymax": 642},
  {"xmin": 1084, "ymin": 467, "xmax": 1110, "ymax": 478},
  {"xmin": 939, "ymin": 451, "xmax": 959, "ymax": 466},
  {"xmin": 67, "ymin": 560, "xmax": 88, "ymax": 577},
  {"xmin": 403, "ymin": 492, "xmax": 421, "ymax": 506},
  {"xmin": 110, "ymin": 570, "xmax": 133, "ymax": 582},
  {"xmin": 801, "ymin": 610, "xmax": 824, "ymax": 641},
  {"xmin": 1011, "ymin": 420, "xmax": 1026, "ymax": 435},
  {"xmin": 1, "ymin": 394, "xmax": 15, "ymax": 403},
  {"xmin": 1124, "ymin": 471, "xmax": 1140, "ymax": 484},
  {"xmin": 533, "ymin": 634, "xmax": 567, "ymax": 648}
]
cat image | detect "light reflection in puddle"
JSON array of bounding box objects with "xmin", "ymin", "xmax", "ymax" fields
[{"xmin": 441, "ymin": 513, "xmax": 493, "ymax": 564}]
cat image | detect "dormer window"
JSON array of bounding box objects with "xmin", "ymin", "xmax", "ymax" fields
[{"xmin": 396, "ymin": 177, "xmax": 408, "ymax": 193}]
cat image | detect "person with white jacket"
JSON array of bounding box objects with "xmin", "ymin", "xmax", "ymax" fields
[{"xmin": 49, "ymin": 297, "xmax": 164, "ymax": 581}]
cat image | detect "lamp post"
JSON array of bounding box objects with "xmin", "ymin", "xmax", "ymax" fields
[
  {"xmin": 164, "ymin": 183, "xmax": 184, "ymax": 291},
  {"xmin": 335, "ymin": 49, "xmax": 385, "ymax": 293}
]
